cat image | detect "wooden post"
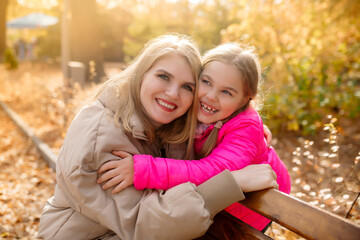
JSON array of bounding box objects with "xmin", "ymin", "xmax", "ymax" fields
[
  {"xmin": 61, "ymin": 0, "xmax": 70, "ymax": 78},
  {"xmin": 68, "ymin": 61, "xmax": 85, "ymax": 88}
]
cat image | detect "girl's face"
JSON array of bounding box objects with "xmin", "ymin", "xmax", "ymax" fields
[
  {"xmin": 197, "ymin": 61, "xmax": 246, "ymax": 124},
  {"xmin": 140, "ymin": 54, "xmax": 195, "ymax": 129}
]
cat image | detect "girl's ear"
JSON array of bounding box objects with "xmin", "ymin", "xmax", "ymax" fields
[
  {"xmin": 241, "ymin": 96, "xmax": 251, "ymax": 106},
  {"xmin": 248, "ymin": 99, "xmax": 255, "ymax": 110}
]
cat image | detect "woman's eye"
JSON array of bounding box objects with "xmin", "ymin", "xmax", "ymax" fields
[
  {"xmin": 158, "ymin": 74, "xmax": 169, "ymax": 80},
  {"xmin": 182, "ymin": 84, "xmax": 194, "ymax": 92}
]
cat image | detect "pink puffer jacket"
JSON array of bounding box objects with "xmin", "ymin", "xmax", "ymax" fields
[{"xmin": 133, "ymin": 108, "xmax": 291, "ymax": 231}]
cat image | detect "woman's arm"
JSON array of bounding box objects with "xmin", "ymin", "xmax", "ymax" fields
[
  {"xmin": 136, "ymin": 165, "xmax": 278, "ymax": 240},
  {"xmin": 46, "ymin": 106, "xmax": 247, "ymax": 240}
]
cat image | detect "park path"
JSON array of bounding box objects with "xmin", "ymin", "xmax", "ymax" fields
[{"xmin": 0, "ymin": 108, "xmax": 55, "ymax": 239}]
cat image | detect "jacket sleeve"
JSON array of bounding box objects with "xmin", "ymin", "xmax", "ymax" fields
[
  {"xmin": 135, "ymin": 169, "xmax": 245, "ymax": 240},
  {"xmin": 133, "ymin": 119, "xmax": 263, "ymax": 190},
  {"xmin": 56, "ymin": 106, "xmax": 245, "ymax": 240}
]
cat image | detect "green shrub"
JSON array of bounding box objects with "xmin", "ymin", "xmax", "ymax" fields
[{"xmin": 4, "ymin": 48, "xmax": 18, "ymax": 70}]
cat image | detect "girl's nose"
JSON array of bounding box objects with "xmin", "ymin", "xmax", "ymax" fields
[{"xmin": 205, "ymin": 89, "xmax": 218, "ymax": 102}]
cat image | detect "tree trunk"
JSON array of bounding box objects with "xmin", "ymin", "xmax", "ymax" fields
[
  {"xmin": 0, "ymin": 0, "xmax": 8, "ymax": 61},
  {"xmin": 68, "ymin": 0, "xmax": 105, "ymax": 83}
]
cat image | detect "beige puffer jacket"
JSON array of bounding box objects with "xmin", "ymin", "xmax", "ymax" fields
[{"xmin": 38, "ymin": 87, "xmax": 245, "ymax": 240}]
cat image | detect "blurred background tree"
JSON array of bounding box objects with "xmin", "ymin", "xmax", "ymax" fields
[
  {"xmin": 220, "ymin": 0, "xmax": 360, "ymax": 134},
  {"xmin": 2, "ymin": 0, "xmax": 359, "ymax": 135},
  {"xmin": 65, "ymin": 0, "xmax": 105, "ymax": 83},
  {"xmin": 0, "ymin": 0, "xmax": 8, "ymax": 60}
]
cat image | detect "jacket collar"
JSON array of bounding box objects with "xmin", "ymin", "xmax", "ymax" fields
[{"xmin": 97, "ymin": 85, "xmax": 148, "ymax": 141}]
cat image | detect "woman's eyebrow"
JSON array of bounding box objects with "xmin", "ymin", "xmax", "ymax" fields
[
  {"xmin": 156, "ymin": 69, "xmax": 173, "ymax": 78},
  {"xmin": 157, "ymin": 69, "xmax": 195, "ymax": 85}
]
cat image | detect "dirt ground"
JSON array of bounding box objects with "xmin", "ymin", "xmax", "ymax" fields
[{"xmin": 0, "ymin": 62, "xmax": 359, "ymax": 239}]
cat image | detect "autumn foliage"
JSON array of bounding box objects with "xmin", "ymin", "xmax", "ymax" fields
[{"xmin": 1, "ymin": 0, "xmax": 359, "ymax": 238}]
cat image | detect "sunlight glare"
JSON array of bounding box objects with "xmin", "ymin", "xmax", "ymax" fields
[{"xmin": 17, "ymin": 0, "xmax": 58, "ymax": 9}]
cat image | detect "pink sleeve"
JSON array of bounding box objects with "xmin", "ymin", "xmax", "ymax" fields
[{"xmin": 133, "ymin": 120, "xmax": 262, "ymax": 190}]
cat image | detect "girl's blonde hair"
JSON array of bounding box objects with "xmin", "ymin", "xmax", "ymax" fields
[
  {"xmin": 197, "ymin": 42, "xmax": 263, "ymax": 159},
  {"xmin": 99, "ymin": 34, "xmax": 202, "ymax": 158}
]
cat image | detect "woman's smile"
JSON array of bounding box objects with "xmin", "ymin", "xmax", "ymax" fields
[{"xmin": 156, "ymin": 98, "xmax": 178, "ymax": 111}]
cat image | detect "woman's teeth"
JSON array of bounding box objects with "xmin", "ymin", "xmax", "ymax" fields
[
  {"xmin": 201, "ymin": 103, "xmax": 217, "ymax": 114},
  {"xmin": 157, "ymin": 99, "xmax": 175, "ymax": 109}
]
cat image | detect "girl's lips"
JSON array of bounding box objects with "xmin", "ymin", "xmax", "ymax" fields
[
  {"xmin": 200, "ymin": 101, "xmax": 218, "ymax": 114},
  {"xmin": 156, "ymin": 98, "xmax": 177, "ymax": 112}
]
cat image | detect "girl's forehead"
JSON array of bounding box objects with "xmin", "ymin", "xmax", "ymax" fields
[
  {"xmin": 202, "ymin": 61, "xmax": 239, "ymax": 76},
  {"xmin": 201, "ymin": 61, "xmax": 243, "ymax": 88}
]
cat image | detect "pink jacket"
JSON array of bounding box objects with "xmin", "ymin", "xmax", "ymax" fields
[{"xmin": 133, "ymin": 108, "xmax": 291, "ymax": 231}]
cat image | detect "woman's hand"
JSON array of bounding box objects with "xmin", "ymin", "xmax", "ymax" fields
[
  {"xmin": 263, "ymin": 124, "xmax": 272, "ymax": 146},
  {"xmin": 231, "ymin": 164, "xmax": 278, "ymax": 192},
  {"xmin": 97, "ymin": 151, "xmax": 134, "ymax": 194}
]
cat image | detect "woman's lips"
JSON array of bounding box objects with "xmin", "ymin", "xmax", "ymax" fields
[{"xmin": 156, "ymin": 98, "xmax": 177, "ymax": 112}]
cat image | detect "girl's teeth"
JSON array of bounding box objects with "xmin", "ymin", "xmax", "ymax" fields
[
  {"xmin": 201, "ymin": 103, "xmax": 217, "ymax": 113},
  {"xmin": 158, "ymin": 100, "xmax": 175, "ymax": 109}
]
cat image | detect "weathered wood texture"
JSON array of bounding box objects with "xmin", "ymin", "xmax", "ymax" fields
[
  {"xmin": 205, "ymin": 189, "xmax": 360, "ymax": 240},
  {"xmin": 197, "ymin": 211, "xmax": 272, "ymax": 240}
]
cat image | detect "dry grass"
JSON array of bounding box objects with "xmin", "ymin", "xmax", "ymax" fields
[{"xmin": 0, "ymin": 62, "xmax": 359, "ymax": 239}]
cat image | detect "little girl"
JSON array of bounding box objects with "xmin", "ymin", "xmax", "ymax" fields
[{"xmin": 98, "ymin": 43, "xmax": 291, "ymax": 231}]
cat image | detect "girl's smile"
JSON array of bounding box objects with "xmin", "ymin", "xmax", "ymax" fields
[
  {"xmin": 200, "ymin": 102, "xmax": 218, "ymax": 115},
  {"xmin": 197, "ymin": 61, "xmax": 246, "ymax": 124}
]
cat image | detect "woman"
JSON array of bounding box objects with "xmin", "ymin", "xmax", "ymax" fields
[{"xmin": 38, "ymin": 34, "xmax": 278, "ymax": 240}]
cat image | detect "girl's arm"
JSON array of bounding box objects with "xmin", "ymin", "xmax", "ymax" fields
[{"xmin": 133, "ymin": 119, "xmax": 264, "ymax": 190}]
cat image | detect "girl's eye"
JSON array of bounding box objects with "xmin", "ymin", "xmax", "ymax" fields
[
  {"xmin": 158, "ymin": 74, "xmax": 169, "ymax": 80},
  {"xmin": 222, "ymin": 90, "xmax": 232, "ymax": 96},
  {"xmin": 201, "ymin": 79, "xmax": 211, "ymax": 86},
  {"xmin": 182, "ymin": 84, "xmax": 194, "ymax": 92}
]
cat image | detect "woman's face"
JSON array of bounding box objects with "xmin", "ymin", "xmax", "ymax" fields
[
  {"xmin": 197, "ymin": 61, "xmax": 245, "ymax": 124},
  {"xmin": 140, "ymin": 53, "xmax": 195, "ymax": 128}
]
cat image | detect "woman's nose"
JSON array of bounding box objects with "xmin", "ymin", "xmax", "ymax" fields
[{"xmin": 165, "ymin": 84, "xmax": 179, "ymax": 100}]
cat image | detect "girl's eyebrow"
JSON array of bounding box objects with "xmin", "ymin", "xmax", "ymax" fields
[
  {"xmin": 225, "ymin": 86, "xmax": 238, "ymax": 94},
  {"xmin": 201, "ymin": 74, "xmax": 238, "ymax": 94}
]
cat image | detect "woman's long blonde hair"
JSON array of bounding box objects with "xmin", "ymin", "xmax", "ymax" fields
[
  {"xmin": 197, "ymin": 42, "xmax": 263, "ymax": 159},
  {"xmin": 98, "ymin": 34, "xmax": 201, "ymax": 158}
]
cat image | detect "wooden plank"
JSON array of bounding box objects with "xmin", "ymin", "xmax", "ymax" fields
[
  {"xmin": 241, "ymin": 189, "xmax": 360, "ymax": 240},
  {"xmin": 197, "ymin": 211, "xmax": 272, "ymax": 240},
  {"xmin": 0, "ymin": 100, "xmax": 57, "ymax": 169}
]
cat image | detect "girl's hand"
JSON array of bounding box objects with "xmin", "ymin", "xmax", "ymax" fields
[
  {"xmin": 97, "ymin": 151, "xmax": 134, "ymax": 194},
  {"xmin": 231, "ymin": 164, "xmax": 278, "ymax": 192},
  {"xmin": 263, "ymin": 124, "xmax": 272, "ymax": 146}
]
